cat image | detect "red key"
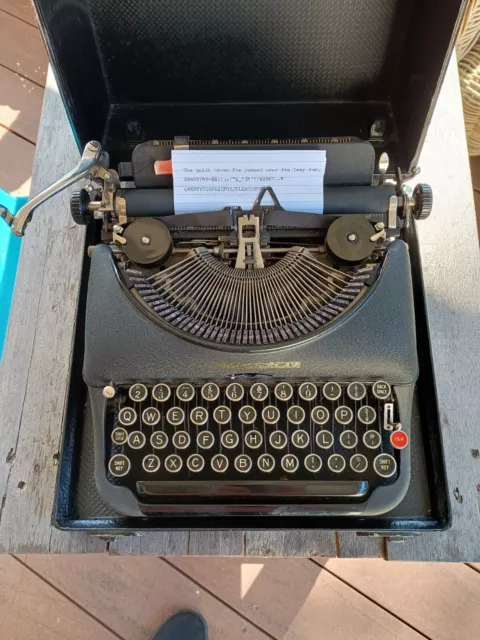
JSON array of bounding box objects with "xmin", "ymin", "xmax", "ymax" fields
[{"xmin": 390, "ymin": 430, "xmax": 409, "ymax": 449}]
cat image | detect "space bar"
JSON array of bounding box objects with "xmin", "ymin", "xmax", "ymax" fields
[{"xmin": 137, "ymin": 480, "xmax": 368, "ymax": 498}]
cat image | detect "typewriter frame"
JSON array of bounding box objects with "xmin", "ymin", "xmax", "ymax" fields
[
  {"xmin": 53, "ymin": 217, "xmax": 450, "ymax": 534},
  {"xmin": 26, "ymin": 0, "xmax": 461, "ymax": 533}
]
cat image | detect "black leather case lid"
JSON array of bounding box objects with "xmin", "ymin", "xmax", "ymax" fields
[{"xmin": 34, "ymin": 0, "xmax": 465, "ymax": 169}]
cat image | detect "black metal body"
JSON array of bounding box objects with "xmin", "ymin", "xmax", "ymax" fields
[
  {"xmin": 31, "ymin": 0, "xmax": 461, "ymax": 532},
  {"xmin": 54, "ymin": 228, "xmax": 450, "ymax": 531}
]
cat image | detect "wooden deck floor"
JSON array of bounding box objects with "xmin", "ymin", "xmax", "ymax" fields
[
  {"xmin": 0, "ymin": 0, "xmax": 46, "ymax": 195},
  {"xmin": 1, "ymin": 2, "xmax": 480, "ymax": 638},
  {"xmin": 2, "ymin": 555, "xmax": 480, "ymax": 639}
]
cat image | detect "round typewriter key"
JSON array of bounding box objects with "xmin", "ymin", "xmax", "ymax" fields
[
  {"xmin": 258, "ymin": 453, "xmax": 275, "ymax": 473},
  {"xmin": 111, "ymin": 427, "xmax": 128, "ymax": 446},
  {"xmin": 150, "ymin": 431, "xmax": 168, "ymax": 449},
  {"xmin": 291, "ymin": 429, "xmax": 310, "ymax": 448},
  {"xmin": 316, "ymin": 430, "xmax": 334, "ymax": 449},
  {"xmin": 201, "ymin": 382, "xmax": 220, "ymax": 402},
  {"xmin": 109, "ymin": 454, "xmax": 131, "ymax": 477},
  {"xmin": 358, "ymin": 405, "xmax": 377, "ymax": 425},
  {"xmin": 363, "ymin": 430, "xmax": 382, "ymax": 449},
  {"xmin": 166, "ymin": 407, "xmax": 185, "ymax": 426},
  {"xmin": 281, "ymin": 454, "xmax": 299, "ymax": 473},
  {"xmin": 152, "ymin": 383, "xmax": 171, "ymax": 402},
  {"xmin": 187, "ymin": 454, "xmax": 205, "ymax": 473},
  {"xmin": 274, "ymin": 382, "xmax": 293, "ymax": 401},
  {"xmin": 328, "ymin": 453, "xmax": 346, "ymax": 473},
  {"xmin": 165, "ymin": 454, "xmax": 183, "ymax": 473},
  {"xmin": 391, "ymin": 430, "xmax": 409, "ymax": 449},
  {"xmin": 226, "ymin": 382, "xmax": 244, "ymax": 402},
  {"xmin": 287, "ymin": 405, "xmax": 306, "ymax": 425},
  {"xmin": 118, "ymin": 406, "xmax": 137, "ymax": 427},
  {"xmin": 221, "ymin": 430, "xmax": 239, "ymax": 448},
  {"xmin": 211, "ymin": 453, "xmax": 229, "ymax": 473},
  {"xmin": 262, "ymin": 405, "xmax": 280, "ymax": 425},
  {"xmin": 142, "ymin": 407, "xmax": 161, "ymax": 426},
  {"xmin": 197, "ymin": 431, "xmax": 215, "ymax": 449},
  {"xmin": 372, "ymin": 380, "xmax": 391, "ymax": 400},
  {"xmin": 234, "ymin": 454, "xmax": 252, "ymax": 473},
  {"xmin": 245, "ymin": 430, "xmax": 263, "ymax": 449},
  {"xmin": 213, "ymin": 405, "xmax": 231, "ymax": 425},
  {"xmin": 299, "ymin": 382, "xmax": 318, "ymax": 401},
  {"xmin": 305, "ymin": 453, "xmax": 322, "ymax": 473},
  {"xmin": 350, "ymin": 453, "xmax": 368, "ymax": 473},
  {"xmin": 190, "ymin": 406, "xmax": 208, "ymax": 426},
  {"xmin": 238, "ymin": 405, "xmax": 257, "ymax": 424},
  {"xmin": 172, "ymin": 430, "xmax": 190, "ymax": 449},
  {"xmin": 339, "ymin": 430, "xmax": 358, "ymax": 449},
  {"xmin": 269, "ymin": 430, "xmax": 288, "ymax": 449},
  {"xmin": 142, "ymin": 454, "xmax": 160, "ymax": 473},
  {"xmin": 374, "ymin": 453, "xmax": 397, "ymax": 478},
  {"xmin": 250, "ymin": 382, "xmax": 269, "ymax": 402},
  {"xmin": 322, "ymin": 382, "xmax": 342, "ymax": 401},
  {"xmin": 335, "ymin": 405, "xmax": 353, "ymax": 425},
  {"xmin": 128, "ymin": 431, "xmax": 146, "ymax": 449},
  {"xmin": 347, "ymin": 382, "xmax": 366, "ymax": 401},
  {"xmin": 176, "ymin": 383, "xmax": 195, "ymax": 402},
  {"xmin": 311, "ymin": 406, "xmax": 330, "ymax": 426},
  {"xmin": 129, "ymin": 383, "xmax": 148, "ymax": 402}
]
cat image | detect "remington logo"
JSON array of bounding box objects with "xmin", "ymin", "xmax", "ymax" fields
[{"xmin": 215, "ymin": 362, "xmax": 301, "ymax": 370}]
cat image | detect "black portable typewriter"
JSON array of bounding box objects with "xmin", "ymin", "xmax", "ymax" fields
[{"xmin": 1, "ymin": 0, "xmax": 459, "ymax": 531}]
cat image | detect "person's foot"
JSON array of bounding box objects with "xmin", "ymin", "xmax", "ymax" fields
[{"xmin": 150, "ymin": 611, "xmax": 207, "ymax": 640}]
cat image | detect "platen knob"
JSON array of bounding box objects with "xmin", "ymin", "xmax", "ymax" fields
[
  {"xmin": 70, "ymin": 188, "xmax": 92, "ymax": 225},
  {"xmin": 412, "ymin": 183, "xmax": 433, "ymax": 220}
]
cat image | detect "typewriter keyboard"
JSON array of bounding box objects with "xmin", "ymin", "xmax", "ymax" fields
[{"xmin": 104, "ymin": 380, "xmax": 407, "ymax": 497}]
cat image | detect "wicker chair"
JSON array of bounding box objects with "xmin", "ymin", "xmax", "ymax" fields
[{"xmin": 458, "ymin": 0, "xmax": 480, "ymax": 155}]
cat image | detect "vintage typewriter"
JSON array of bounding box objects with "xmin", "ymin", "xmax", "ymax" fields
[
  {"xmin": 1, "ymin": 136, "xmax": 432, "ymax": 518},
  {"xmin": 0, "ymin": 0, "xmax": 458, "ymax": 530}
]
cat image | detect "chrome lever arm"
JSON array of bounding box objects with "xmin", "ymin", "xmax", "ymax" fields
[{"xmin": 1, "ymin": 140, "xmax": 103, "ymax": 237}]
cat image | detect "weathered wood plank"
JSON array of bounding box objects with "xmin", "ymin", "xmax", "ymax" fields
[
  {"xmin": 0, "ymin": 65, "xmax": 43, "ymax": 143},
  {"xmin": 0, "ymin": 11, "xmax": 47, "ymax": 85},
  {"xmin": 188, "ymin": 531, "xmax": 245, "ymax": 556},
  {"xmin": 245, "ymin": 531, "xmax": 336, "ymax": 557},
  {"xmin": 0, "ymin": 70, "xmax": 103, "ymax": 553},
  {"xmin": 169, "ymin": 557, "xmax": 423, "ymax": 639},
  {"xmin": 0, "ymin": 0, "xmax": 37, "ymax": 26},
  {"xmin": 108, "ymin": 531, "xmax": 189, "ymax": 555},
  {"xmin": 337, "ymin": 533, "xmax": 384, "ymax": 558},
  {"xmin": 386, "ymin": 55, "xmax": 480, "ymax": 561},
  {"xmin": 0, "ymin": 123, "xmax": 34, "ymax": 194},
  {"xmin": 22, "ymin": 555, "xmax": 269, "ymax": 639},
  {"xmin": 0, "ymin": 555, "xmax": 117, "ymax": 639},
  {"xmin": 316, "ymin": 559, "xmax": 480, "ymax": 640}
]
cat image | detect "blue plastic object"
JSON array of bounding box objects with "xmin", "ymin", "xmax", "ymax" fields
[{"xmin": 0, "ymin": 189, "xmax": 27, "ymax": 360}]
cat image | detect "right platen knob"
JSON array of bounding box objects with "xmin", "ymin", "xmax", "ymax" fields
[{"xmin": 412, "ymin": 183, "xmax": 433, "ymax": 220}]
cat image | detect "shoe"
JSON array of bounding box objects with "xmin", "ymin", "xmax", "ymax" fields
[{"xmin": 150, "ymin": 610, "xmax": 208, "ymax": 640}]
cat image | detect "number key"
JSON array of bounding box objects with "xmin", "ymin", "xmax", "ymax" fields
[
  {"xmin": 176, "ymin": 383, "xmax": 195, "ymax": 402},
  {"xmin": 201, "ymin": 383, "xmax": 220, "ymax": 401},
  {"xmin": 129, "ymin": 384, "xmax": 148, "ymax": 402}
]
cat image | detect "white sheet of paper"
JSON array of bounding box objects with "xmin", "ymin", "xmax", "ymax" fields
[{"xmin": 171, "ymin": 149, "xmax": 327, "ymax": 214}]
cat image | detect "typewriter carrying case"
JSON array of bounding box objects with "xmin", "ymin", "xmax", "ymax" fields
[{"xmin": 29, "ymin": 0, "xmax": 467, "ymax": 534}]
